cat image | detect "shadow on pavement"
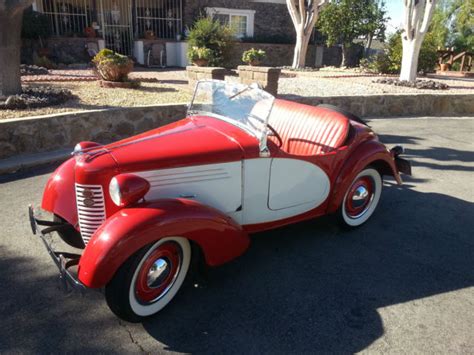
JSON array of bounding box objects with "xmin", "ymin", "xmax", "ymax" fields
[{"xmin": 140, "ymin": 184, "xmax": 473, "ymax": 353}]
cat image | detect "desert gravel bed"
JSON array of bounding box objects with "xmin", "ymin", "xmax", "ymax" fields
[
  {"xmin": 2, "ymin": 69, "xmax": 472, "ymax": 119},
  {"xmin": 0, "ymin": 80, "xmax": 190, "ymax": 120},
  {"xmin": 278, "ymin": 76, "xmax": 474, "ymax": 97}
]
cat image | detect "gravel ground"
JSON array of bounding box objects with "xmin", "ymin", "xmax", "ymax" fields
[
  {"xmin": 2, "ymin": 69, "xmax": 472, "ymax": 119},
  {"xmin": 278, "ymin": 76, "xmax": 474, "ymax": 97},
  {"xmin": 0, "ymin": 79, "xmax": 191, "ymax": 120}
]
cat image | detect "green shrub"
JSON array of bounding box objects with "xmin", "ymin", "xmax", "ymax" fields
[
  {"xmin": 186, "ymin": 17, "xmax": 235, "ymax": 67},
  {"xmin": 359, "ymin": 51, "xmax": 395, "ymax": 74},
  {"xmin": 242, "ymin": 48, "xmax": 266, "ymax": 65},
  {"xmin": 361, "ymin": 32, "xmax": 439, "ymax": 74},
  {"xmin": 34, "ymin": 55, "xmax": 56, "ymax": 69},
  {"xmin": 92, "ymin": 49, "xmax": 133, "ymax": 82}
]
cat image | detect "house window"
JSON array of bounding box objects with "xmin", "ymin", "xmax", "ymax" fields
[{"xmin": 206, "ymin": 7, "xmax": 255, "ymax": 38}]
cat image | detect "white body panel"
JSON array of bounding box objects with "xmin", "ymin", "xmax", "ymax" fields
[
  {"xmin": 241, "ymin": 158, "xmax": 330, "ymax": 225},
  {"xmin": 268, "ymin": 158, "xmax": 330, "ymax": 210},
  {"xmin": 136, "ymin": 162, "xmax": 242, "ymax": 219},
  {"xmin": 135, "ymin": 158, "xmax": 330, "ymax": 226}
]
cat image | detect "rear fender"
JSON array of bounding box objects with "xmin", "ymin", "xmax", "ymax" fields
[
  {"xmin": 78, "ymin": 198, "xmax": 249, "ymax": 288},
  {"xmin": 327, "ymin": 139, "xmax": 401, "ymax": 214}
]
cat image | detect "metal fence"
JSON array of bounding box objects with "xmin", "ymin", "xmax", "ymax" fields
[
  {"xmin": 38, "ymin": 0, "xmax": 183, "ymax": 55},
  {"xmin": 134, "ymin": 0, "xmax": 182, "ymax": 39},
  {"xmin": 41, "ymin": 0, "xmax": 93, "ymax": 37}
]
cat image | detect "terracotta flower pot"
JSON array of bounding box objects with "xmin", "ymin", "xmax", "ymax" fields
[
  {"xmin": 249, "ymin": 60, "xmax": 261, "ymax": 66},
  {"xmin": 193, "ymin": 59, "xmax": 209, "ymax": 67}
]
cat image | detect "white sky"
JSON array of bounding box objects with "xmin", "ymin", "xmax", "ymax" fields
[{"xmin": 385, "ymin": 0, "xmax": 404, "ymax": 34}]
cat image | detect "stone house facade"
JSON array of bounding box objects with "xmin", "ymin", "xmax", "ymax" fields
[
  {"xmin": 27, "ymin": 0, "xmax": 297, "ymax": 66},
  {"xmin": 183, "ymin": 0, "xmax": 294, "ymax": 41}
]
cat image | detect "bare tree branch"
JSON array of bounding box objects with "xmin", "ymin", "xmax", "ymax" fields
[
  {"xmin": 404, "ymin": 0, "xmax": 414, "ymax": 40},
  {"xmin": 420, "ymin": 0, "xmax": 436, "ymax": 33}
]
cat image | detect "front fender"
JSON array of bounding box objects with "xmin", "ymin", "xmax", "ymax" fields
[
  {"xmin": 41, "ymin": 158, "xmax": 78, "ymax": 225},
  {"xmin": 327, "ymin": 139, "xmax": 402, "ymax": 214},
  {"xmin": 78, "ymin": 198, "xmax": 249, "ymax": 288}
]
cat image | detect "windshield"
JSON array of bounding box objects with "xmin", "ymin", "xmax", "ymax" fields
[{"xmin": 188, "ymin": 80, "xmax": 275, "ymax": 138}]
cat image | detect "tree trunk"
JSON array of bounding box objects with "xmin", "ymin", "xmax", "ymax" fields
[
  {"xmin": 399, "ymin": 37, "xmax": 422, "ymax": 82},
  {"xmin": 341, "ymin": 44, "xmax": 351, "ymax": 67},
  {"xmin": 292, "ymin": 28, "xmax": 310, "ymax": 69},
  {"xmin": 364, "ymin": 34, "xmax": 373, "ymax": 57},
  {"xmin": 0, "ymin": 8, "xmax": 26, "ymax": 96}
]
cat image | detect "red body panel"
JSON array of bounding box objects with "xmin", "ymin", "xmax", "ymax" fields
[
  {"xmin": 41, "ymin": 158, "xmax": 78, "ymax": 225},
  {"xmin": 78, "ymin": 198, "xmax": 250, "ymax": 288},
  {"xmin": 326, "ymin": 138, "xmax": 401, "ymax": 214},
  {"xmin": 107, "ymin": 117, "xmax": 257, "ymax": 172}
]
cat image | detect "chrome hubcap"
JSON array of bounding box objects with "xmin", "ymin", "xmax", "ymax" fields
[
  {"xmin": 351, "ymin": 186, "xmax": 369, "ymax": 207},
  {"xmin": 146, "ymin": 258, "xmax": 171, "ymax": 289}
]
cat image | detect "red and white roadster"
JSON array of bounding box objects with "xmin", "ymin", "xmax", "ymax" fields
[{"xmin": 29, "ymin": 80, "xmax": 410, "ymax": 322}]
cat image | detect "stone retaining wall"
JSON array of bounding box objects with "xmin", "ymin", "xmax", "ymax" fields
[
  {"xmin": 284, "ymin": 93, "xmax": 474, "ymax": 118},
  {"xmin": 0, "ymin": 94, "xmax": 472, "ymax": 162},
  {"xmin": 0, "ymin": 104, "xmax": 187, "ymax": 160}
]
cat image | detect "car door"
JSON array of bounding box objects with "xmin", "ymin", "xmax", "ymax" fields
[{"xmin": 241, "ymin": 157, "xmax": 330, "ymax": 226}]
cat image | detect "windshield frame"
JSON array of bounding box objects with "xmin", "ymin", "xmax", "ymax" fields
[{"xmin": 187, "ymin": 80, "xmax": 275, "ymax": 150}]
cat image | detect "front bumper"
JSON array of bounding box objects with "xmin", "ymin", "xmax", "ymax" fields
[{"xmin": 28, "ymin": 205, "xmax": 87, "ymax": 293}]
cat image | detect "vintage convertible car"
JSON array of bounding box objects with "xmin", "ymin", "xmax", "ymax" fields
[{"xmin": 29, "ymin": 80, "xmax": 410, "ymax": 322}]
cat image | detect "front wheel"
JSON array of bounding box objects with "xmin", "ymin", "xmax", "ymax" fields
[
  {"xmin": 339, "ymin": 168, "xmax": 382, "ymax": 228},
  {"xmin": 105, "ymin": 237, "xmax": 191, "ymax": 322}
]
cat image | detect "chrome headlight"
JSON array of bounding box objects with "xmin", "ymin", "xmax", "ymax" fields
[
  {"xmin": 109, "ymin": 177, "xmax": 122, "ymax": 206},
  {"xmin": 109, "ymin": 174, "xmax": 150, "ymax": 207}
]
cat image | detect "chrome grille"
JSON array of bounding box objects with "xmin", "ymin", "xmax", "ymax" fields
[{"xmin": 75, "ymin": 184, "xmax": 106, "ymax": 244}]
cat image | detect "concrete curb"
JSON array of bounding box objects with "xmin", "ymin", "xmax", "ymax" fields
[{"xmin": 0, "ymin": 148, "xmax": 71, "ymax": 176}]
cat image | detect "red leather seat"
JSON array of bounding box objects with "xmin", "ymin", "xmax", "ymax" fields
[{"xmin": 268, "ymin": 99, "xmax": 350, "ymax": 156}]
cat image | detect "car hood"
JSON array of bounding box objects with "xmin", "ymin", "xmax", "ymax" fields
[{"xmin": 102, "ymin": 116, "xmax": 258, "ymax": 173}]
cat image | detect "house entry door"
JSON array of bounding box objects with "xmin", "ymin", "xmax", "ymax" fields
[{"xmin": 99, "ymin": 0, "xmax": 133, "ymax": 55}]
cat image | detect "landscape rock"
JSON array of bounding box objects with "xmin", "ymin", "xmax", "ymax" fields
[
  {"xmin": 374, "ymin": 78, "xmax": 449, "ymax": 90},
  {"xmin": 20, "ymin": 64, "xmax": 49, "ymax": 76},
  {"xmin": 0, "ymin": 87, "xmax": 74, "ymax": 110}
]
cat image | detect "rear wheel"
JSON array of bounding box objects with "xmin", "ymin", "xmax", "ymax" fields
[
  {"xmin": 105, "ymin": 237, "xmax": 191, "ymax": 322},
  {"xmin": 339, "ymin": 168, "xmax": 382, "ymax": 228}
]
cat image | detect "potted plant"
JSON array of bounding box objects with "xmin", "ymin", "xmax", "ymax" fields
[
  {"xmin": 92, "ymin": 49, "xmax": 139, "ymax": 88},
  {"xmin": 188, "ymin": 46, "xmax": 213, "ymax": 67},
  {"xmin": 242, "ymin": 48, "xmax": 266, "ymax": 66},
  {"xmin": 186, "ymin": 17, "xmax": 235, "ymax": 67}
]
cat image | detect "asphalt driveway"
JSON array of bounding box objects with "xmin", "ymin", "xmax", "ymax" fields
[{"xmin": 0, "ymin": 116, "xmax": 473, "ymax": 353}]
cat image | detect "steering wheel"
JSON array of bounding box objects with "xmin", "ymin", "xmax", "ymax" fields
[
  {"xmin": 247, "ymin": 114, "xmax": 283, "ymax": 148},
  {"xmin": 266, "ymin": 123, "xmax": 283, "ymax": 148}
]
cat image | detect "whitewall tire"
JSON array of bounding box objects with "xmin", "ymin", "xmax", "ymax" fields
[
  {"xmin": 340, "ymin": 168, "xmax": 382, "ymax": 228},
  {"xmin": 105, "ymin": 237, "xmax": 191, "ymax": 322}
]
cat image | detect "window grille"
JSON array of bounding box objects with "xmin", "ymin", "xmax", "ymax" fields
[
  {"xmin": 41, "ymin": 0, "xmax": 93, "ymax": 36},
  {"xmin": 135, "ymin": 0, "xmax": 183, "ymax": 39}
]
